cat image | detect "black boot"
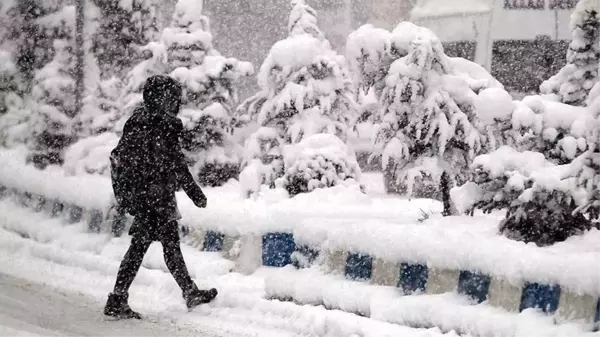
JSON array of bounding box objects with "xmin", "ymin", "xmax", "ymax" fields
[
  {"xmin": 104, "ymin": 293, "xmax": 142, "ymax": 319},
  {"xmin": 184, "ymin": 285, "xmax": 218, "ymax": 309}
]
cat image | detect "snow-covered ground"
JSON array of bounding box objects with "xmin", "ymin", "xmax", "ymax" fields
[
  {"xmin": 1, "ymin": 195, "xmax": 598, "ymax": 337},
  {"xmin": 0, "ymin": 197, "xmax": 464, "ymax": 337}
]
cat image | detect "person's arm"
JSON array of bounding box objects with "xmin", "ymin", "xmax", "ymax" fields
[{"xmin": 169, "ymin": 119, "xmax": 207, "ymax": 208}]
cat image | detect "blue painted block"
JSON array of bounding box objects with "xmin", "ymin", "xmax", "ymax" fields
[
  {"xmin": 88, "ymin": 209, "xmax": 103, "ymax": 233},
  {"xmin": 203, "ymin": 231, "xmax": 224, "ymax": 252},
  {"xmin": 345, "ymin": 252, "xmax": 373, "ymax": 281},
  {"xmin": 399, "ymin": 263, "xmax": 428, "ymax": 295},
  {"xmin": 262, "ymin": 233, "xmax": 295, "ymax": 267},
  {"xmin": 51, "ymin": 201, "xmax": 64, "ymax": 217},
  {"xmin": 292, "ymin": 245, "xmax": 319, "ymax": 268},
  {"xmin": 68, "ymin": 205, "xmax": 84, "ymax": 224},
  {"xmin": 519, "ymin": 282, "xmax": 561, "ymax": 314},
  {"xmin": 458, "ymin": 270, "xmax": 491, "ymax": 304}
]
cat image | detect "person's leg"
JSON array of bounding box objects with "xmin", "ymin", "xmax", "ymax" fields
[
  {"xmin": 104, "ymin": 217, "xmax": 152, "ymax": 319},
  {"xmin": 112, "ymin": 235, "xmax": 152, "ymax": 295},
  {"xmin": 161, "ymin": 220, "xmax": 195, "ymax": 292},
  {"xmin": 160, "ymin": 220, "xmax": 217, "ymax": 308}
]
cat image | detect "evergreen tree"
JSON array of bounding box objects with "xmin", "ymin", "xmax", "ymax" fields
[
  {"xmin": 29, "ymin": 37, "xmax": 77, "ymax": 168},
  {"xmin": 373, "ymin": 22, "xmax": 506, "ymax": 214},
  {"xmin": 164, "ymin": 0, "xmax": 253, "ymax": 186},
  {"xmin": 0, "ymin": 49, "xmax": 30, "ymax": 148},
  {"xmin": 541, "ymin": 0, "xmax": 600, "ymax": 106},
  {"xmin": 455, "ymin": 94, "xmax": 599, "ymax": 246},
  {"xmin": 237, "ymin": 0, "xmax": 359, "ymax": 198},
  {"xmin": 91, "ymin": 0, "xmax": 160, "ymax": 79}
]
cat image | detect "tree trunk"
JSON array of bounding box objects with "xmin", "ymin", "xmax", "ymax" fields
[
  {"xmin": 74, "ymin": 0, "xmax": 85, "ymax": 118},
  {"xmin": 440, "ymin": 171, "xmax": 457, "ymax": 216},
  {"xmin": 16, "ymin": 0, "xmax": 39, "ymax": 93}
]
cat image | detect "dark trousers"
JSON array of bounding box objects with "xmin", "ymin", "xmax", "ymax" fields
[{"xmin": 112, "ymin": 217, "xmax": 195, "ymax": 296}]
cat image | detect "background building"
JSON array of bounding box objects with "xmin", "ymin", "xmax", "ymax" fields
[{"xmin": 410, "ymin": 0, "xmax": 578, "ymax": 94}]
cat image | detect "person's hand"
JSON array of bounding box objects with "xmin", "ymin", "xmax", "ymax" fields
[{"xmin": 194, "ymin": 196, "xmax": 207, "ymax": 209}]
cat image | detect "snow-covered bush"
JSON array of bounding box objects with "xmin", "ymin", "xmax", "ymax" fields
[
  {"xmin": 91, "ymin": 0, "xmax": 159, "ymax": 78},
  {"xmin": 164, "ymin": 0, "xmax": 253, "ymax": 186},
  {"xmin": 117, "ymin": 42, "xmax": 168, "ymax": 131},
  {"xmin": 179, "ymin": 103, "xmax": 243, "ymax": 186},
  {"xmin": 541, "ymin": 0, "xmax": 600, "ymax": 106},
  {"xmin": 238, "ymin": 127, "xmax": 285, "ymax": 198},
  {"xmin": 455, "ymin": 73, "xmax": 598, "ymax": 245},
  {"xmin": 346, "ymin": 23, "xmax": 395, "ymax": 120},
  {"xmin": 279, "ymin": 134, "xmax": 362, "ymax": 197},
  {"xmin": 514, "ymin": 96, "xmax": 595, "ymax": 164},
  {"xmin": 237, "ymin": 0, "xmax": 359, "ymax": 197},
  {"xmin": 0, "ymin": 51, "xmax": 29, "ymax": 147},
  {"xmin": 371, "ymin": 22, "xmax": 507, "ymax": 210},
  {"xmin": 28, "ymin": 38, "xmax": 76, "ymax": 168},
  {"xmin": 2, "ymin": 1, "xmax": 68, "ymax": 88},
  {"xmin": 75, "ymin": 77, "xmax": 123, "ymax": 137},
  {"xmin": 63, "ymin": 132, "xmax": 119, "ymax": 176},
  {"xmin": 453, "ymin": 145, "xmax": 598, "ymax": 246}
]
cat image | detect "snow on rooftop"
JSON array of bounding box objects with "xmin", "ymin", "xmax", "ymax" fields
[{"xmin": 411, "ymin": 0, "xmax": 492, "ymax": 20}]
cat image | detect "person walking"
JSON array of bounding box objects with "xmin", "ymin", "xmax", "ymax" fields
[{"xmin": 104, "ymin": 75, "xmax": 217, "ymax": 319}]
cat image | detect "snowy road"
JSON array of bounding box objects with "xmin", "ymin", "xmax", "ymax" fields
[{"xmin": 0, "ymin": 273, "xmax": 222, "ymax": 337}]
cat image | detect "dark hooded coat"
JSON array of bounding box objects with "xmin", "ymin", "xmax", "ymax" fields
[{"xmin": 111, "ymin": 75, "xmax": 206, "ymax": 240}]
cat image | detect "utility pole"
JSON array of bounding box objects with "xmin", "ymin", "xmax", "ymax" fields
[{"xmin": 74, "ymin": 0, "xmax": 85, "ymax": 118}]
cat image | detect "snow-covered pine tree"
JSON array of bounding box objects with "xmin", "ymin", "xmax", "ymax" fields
[
  {"xmin": 91, "ymin": 0, "xmax": 160, "ymax": 79},
  {"xmin": 373, "ymin": 22, "xmax": 510, "ymax": 214},
  {"xmin": 453, "ymin": 90, "xmax": 599, "ymax": 246},
  {"xmin": 541, "ymin": 0, "xmax": 600, "ymax": 106},
  {"xmin": 1, "ymin": 0, "xmax": 53, "ymax": 91},
  {"xmin": 346, "ymin": 24, "xmax": 396, "ymax": 123},
  {"xmin": 28, "ymin": 37, "xmax": 77, "ymax": 168},
  {"xmin": 76, "ymin": 77, "xmax": 123, "ymax": 137},
  {"xmin": 162, "ymin": 0, "xmax": 253, "ymax": 186},
  {"xmin": 117, "ymin": 42, "xmax": 168, "ymax": 131},
  {"xmin": 236, "ymin": 0, "xmax": 359, "ymax": 197},
  {"xmin": 0, "ymin": 49, "xmax": 30, "ymax": 148}
]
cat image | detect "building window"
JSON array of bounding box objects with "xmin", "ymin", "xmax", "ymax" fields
[
  {"xmin": 549, "ymin": 0, "xmax": 578, "ymax": 9},
  {"xmin": 504, "ymin": 0, "xmax": 545, "ymax": 9}
]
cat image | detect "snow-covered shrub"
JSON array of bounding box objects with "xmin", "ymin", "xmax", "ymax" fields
[
  {"xmin": 91, "ymin": 0, "xmax": 159, "ymax": 78},
  {"xmin": 453, "ymin": 145, "xmax": 598, "ymax": 246},
  {"xmin": 28, "ymin": 38, "xmax": 76, "ymax": 168},
  {"xmin": 2, "ymin": 1, "xmax": 70, "ymax": 88},
  {"xmin": 371, "ymin": 22, "xmax": 507, "ymax": 209},
  {"xmin": 239, "ymin": 127, "xmax": 285, "ymax": 198},
  {"xmin": 454, "ymin": 92, "xmax": 598, "ymax": 245},
  {"xmin": 63, "ymin": 132, "xmax": 119, "ymax": 176},
  {"xmin": 117, "ymin": 42, "xmax": 168, "ymax": 131},
  {"xmin": 236, "ymin": 0, "xmax": 359, "ymax": 197},
  {"xmin": 75, "ymin": 77, "xmax": 123, "ymax": 137},
  {"xmin": 279, "ymin": 134, "xmax": 362, "ymax": 197},
  {"xmin": 179, "ymin": 103, "xmax": 243, "ymax": 186},
  {"xmin": 541, "ymin": 0, "xmax": 600, "ymax": 106},
  {"xmin": 346, "ymin": 24, "xmax": 395, "ymax": 105},
  {"xmin": 164, "ymin": 0, "xmax": 252, "ymax": 186},
  {"xmin": 515, "ymin": 96, "xmax": 595, "ymax": 164},
  {"xmin": 0, "ymin": 49, "xmax": 30, "ymax": 148}
]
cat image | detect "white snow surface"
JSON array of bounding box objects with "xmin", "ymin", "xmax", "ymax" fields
[
  {"xmin": 0, "ymin": 198, "xmax": 468, "ymax": 337},
  {"xmin": 475, "ymin": 88, "xmax": 515, "ymax": 124},
  {"xmin": 1, "ymin": 148, "xmax": 598, "ymax": 298}
]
